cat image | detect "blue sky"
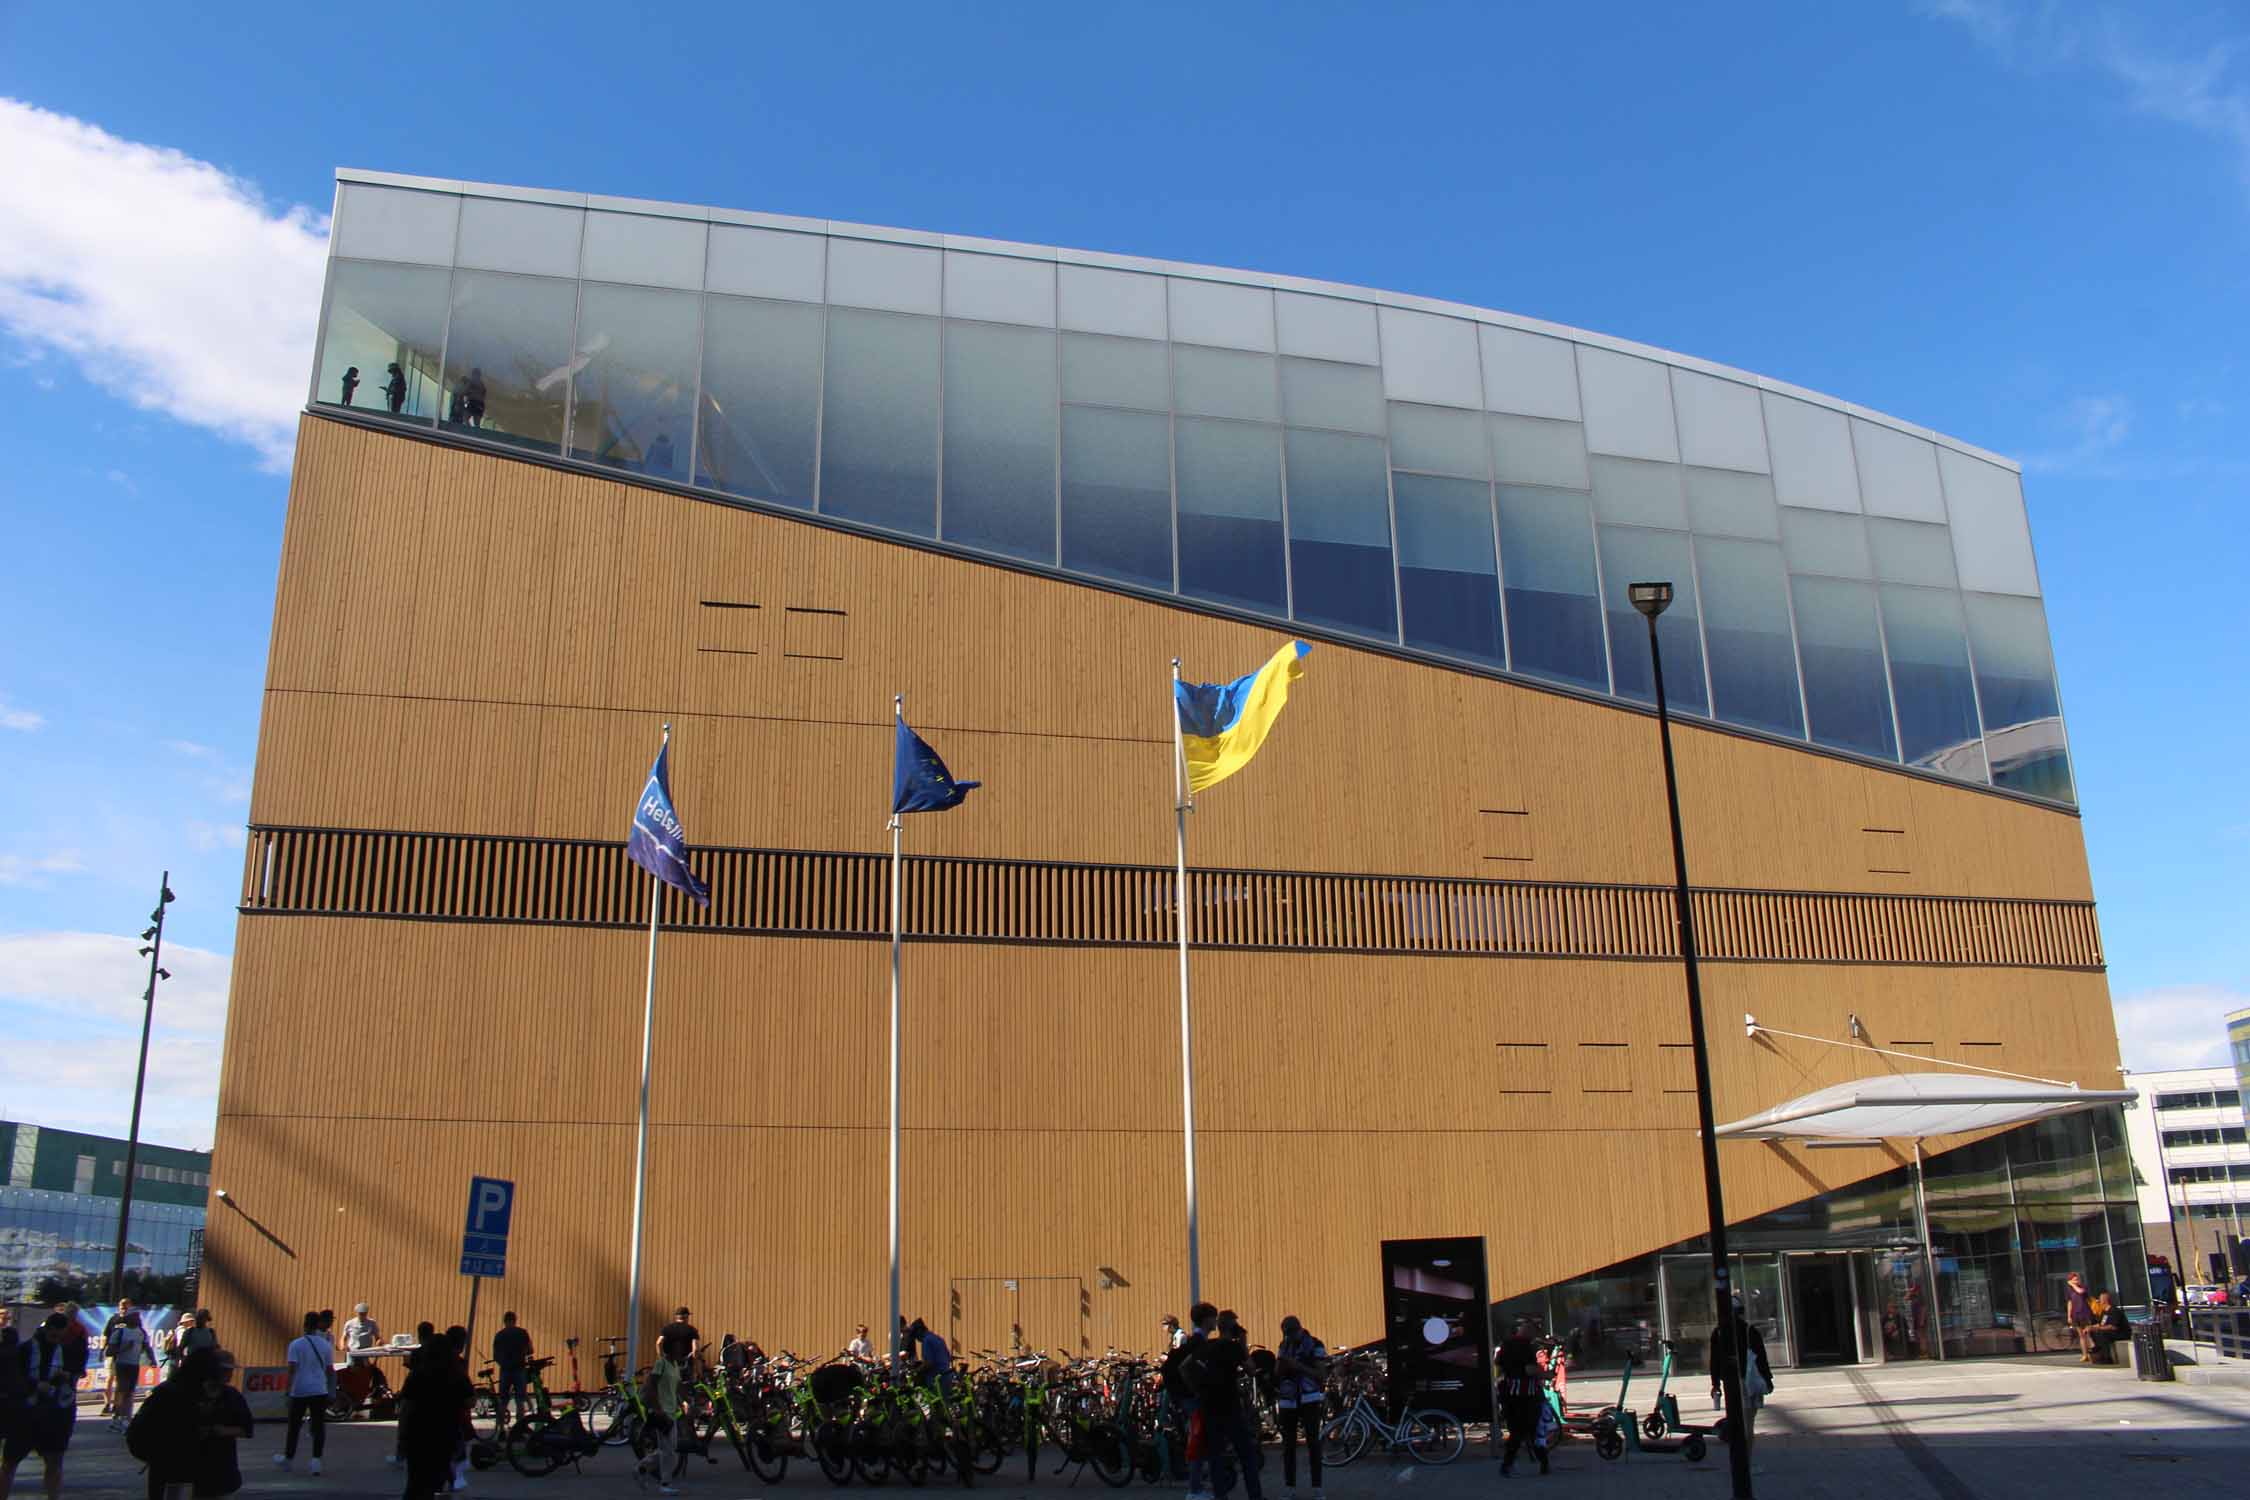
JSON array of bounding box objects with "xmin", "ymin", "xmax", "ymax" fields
[{"xmin": 1, "ymin": 0, "xmax": 2245, "ymax": 1143}]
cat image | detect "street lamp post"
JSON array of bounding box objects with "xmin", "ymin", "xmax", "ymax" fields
[
  {"xmin": 1628, "ymin": 582, "xmax": 1752, "ymax": 1500},
  {"xmin": 109, "ymin": 872, "xmax": 174, "ymax": 1305}
]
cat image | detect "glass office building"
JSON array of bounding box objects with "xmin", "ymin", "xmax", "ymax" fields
[
  {"xmin": 311, "ymin": 172, "xmax": 2075, "ymax": 806},
  {"xmin": 1, "ymin": 1120, "xmax": 210, "ymax": 1303}
]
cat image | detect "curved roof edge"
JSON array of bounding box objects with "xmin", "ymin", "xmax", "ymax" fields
[{"xmin": 332, "ymin": 167, "xmax": 2021, "ymax": 475}]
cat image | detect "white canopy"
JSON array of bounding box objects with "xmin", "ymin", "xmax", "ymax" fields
[{"xmin": 1713, "ymin": 1071, "xmax": 2134, "ymax": 1142}]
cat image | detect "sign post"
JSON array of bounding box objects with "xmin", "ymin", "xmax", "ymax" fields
[{"xmin": 460, "ymin": 1176, "xmax": 514, "ymax": 1363}]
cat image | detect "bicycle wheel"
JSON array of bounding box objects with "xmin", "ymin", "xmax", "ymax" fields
[
  {"xmin": 747, "ymin": 1425, "xmax": 788, "ymax": 1484},
  {"xmin": 585, "ymin": 1391, "xmax": 629, "ymax": 1445},
  {"xmin": 506, "ymin": 1416, "xmax": 563, "ymax": 1478},
  {"xmin": 1087, "ymin": 1422, "xmax": 1133, "ymax": 1488},
  {"xmin": 815, "ymin": 1421, "xmax": 855, "ymax": 1486},
  {"xmin": 1404, "ymin": 1410, "xmax": 1464, "ymax": 1465},
  {"xmin": 1320, "ymin": 1413, "xmax": 1369, "ymax": 1468}
]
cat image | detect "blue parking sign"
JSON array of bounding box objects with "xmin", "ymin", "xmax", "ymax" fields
[{"xmin": 460, "ymin": 1176, "xmax": 513, "ymax": 1279}]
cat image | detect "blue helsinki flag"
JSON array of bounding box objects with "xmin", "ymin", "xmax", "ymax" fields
[
  {"xmin": 893, "ymin": 716, "xmax": 980, "ymax": 814},
  {"xmin": 626, "ymin": 738, "xmax": 711, "ymax": 905}
]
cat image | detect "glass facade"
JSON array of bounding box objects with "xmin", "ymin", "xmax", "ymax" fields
[
  {"xmin": 310, "ymin": 176, "xmax": 2077, "ymax": 804},
  {"xmin": 0, "ymin": 1186, "xmax": 205, "ymax": 1303}
]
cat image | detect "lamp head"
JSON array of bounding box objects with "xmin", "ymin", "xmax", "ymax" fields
[
  {"xmin": 161, "ymin": 887, "xmax": 175, "ymax": 904},
  {"xmin": 140, "ymin": 927, "xmax": 157, "ymax": 941},
  {"xmin": 156, "ymin": 968, "xmax": 170, "ymax": 981},
  {"xmin": 138, "ymin": 946, "xmax": 153, "ymax": 957},
  {"xmin": 1628, "ymin": 581, "xmax": 1673, "ymax": 620}
]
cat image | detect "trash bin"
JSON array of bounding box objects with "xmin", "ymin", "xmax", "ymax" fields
[{"xmin": 2132, "ymin": 1321, "xmax": 2172, "ymax": 1382}]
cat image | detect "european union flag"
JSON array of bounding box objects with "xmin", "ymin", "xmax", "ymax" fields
[
  {"xmin": 626, "ymin": 738, "xmax": 710, "ymax": 905},
  {"xmin": 893, "ymin": 716, "xmax": 980, "ymax": 814}
]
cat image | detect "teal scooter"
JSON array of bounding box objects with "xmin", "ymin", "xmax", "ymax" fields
[
  {"xmin": 1647, "ymin": 1338, "xmax": 1730, "ymax": 1449},
  {"xmin": 1594, "ymin": 1348, "xmax": 1707, "ymax": 1463}
]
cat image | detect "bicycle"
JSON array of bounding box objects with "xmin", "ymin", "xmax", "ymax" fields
[{"xmin": 1318, "ymin": 1391, "xmax": 1465, "ymax": 1466}]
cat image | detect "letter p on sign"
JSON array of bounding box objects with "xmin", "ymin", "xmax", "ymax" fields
[{"xmin": 460, "ymin": 1176, "xmax": 514, "ymax": 1278}]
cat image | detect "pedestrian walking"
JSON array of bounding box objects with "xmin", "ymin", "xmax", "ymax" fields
[
  {"xmin": 658, "ymin": 1308, "xmax": 702, "ymax": 1376},
  {"xmin": 274, "ymin": 1311, "xmax": 335, "ymax": 1473},
  {"xmin": 1708, "ymin": 1298, "xmax": 1773, "ymax": 1452},
  {"xmin": 3, "ymin": 1313, "xmax": 81, "ymax": 1500},
  {"xmin": 1181, "ymin": 1309, "xmax": 1260, "ymax": 1500},
  {"xmin": 102, "ymin": 1300, "xmax": 140, "ymax": 1417},
  {"xmin": 1272, "ymin": 1317, "xmax": 1326, "ymax": 1500},
  {"xmin": 128, "ymin": 1347, "xmax": 246, "ymax": 1500},
  {"xmin": 1494, "ymin": 1319, "xmax": 1548, "ymax": 1476},
  {"xmin": 109, "ymin": 1308, "xmax": 151, "ymax": 1432},
  {"xmin": 177, "ymin": 1312, "xmax": 218, "ymax": 1361},
  {"xmin": 1164, "ymin": 1304, "xmax": 1215, "ymax": 1498},
  {"xmin": 397, "ymin": 1327, "xmax": 470, "ymax": 1499},
  {"xmin": 633, "ymin": 1352, "xmax": 683, "ymax": 1495},
  {"xmin": 1160, "ymin": 1315, "xmax": 1184, "ymax": 1352}
]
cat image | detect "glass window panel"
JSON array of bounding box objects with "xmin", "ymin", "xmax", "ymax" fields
[
  {"xmin": 1868, "ymin": 518, "xmax": 1958, "ymax": 587},
  {"xmin": 1780, "ymin": 507, "xmax": 1871, "ymax": 577},
  {"xmin": 943, "ymin": 252, "xmax": 1055, "ymax": 326},
  {"xmin": 1495, "ymin": 486, "xmax": 1605, "ymax": 690},
  {"xmin": 697, "ymin": 296, "xmax": 821, "ymax": 507},
  {"xmin": 821, "ymin": 308, "xmax": 938, "ymax": 535},
  {"xmin": 1388, "ymin": 402, "xmax": 1485, "ymax": 478},
  {"xmin": 1394, "ymin": 474, "xmax": 1501, "ymax": 664},
  {"xmin": 1766, "ymin": 393, "xmax": 1862, "ymax": 512},
  {"xmin": 1061, "ymin": 334, "xmax": 1168, "ymax": 411},
  {"xmin": 1284, "ymin": 428, "xmax": 1395, "ymax": 639},
  {"xmin": 942, "ymin": 321, "xmax": 1057, "ymax": 563},
  {"xmin": 827, "ymin": 238, "xmax": 941, "ymax": 314},
  {"xmin": 1965, "ymin": 593, "xmax": 2072, "ymax": 801},
  {"xmin": 1377, "ymin": 307, "xmax": 1482, "ymax": 408},
  {"xmin": 1280, "ymin": 359, "xmax": 1383, "ymax": 434},
  {"xmin": 1853, "ymin": 417, "xmax": 1946, "ymax": 521},
  {"xmin": 440, "ymin": 269, "xmax": 576, "ymax": 454},
  {"xmin": 1791, "ymin": 576, "xmax": 1898, "ymax": 760},
  {"xmin": 1938, "ymin": 450, "xmax": 2041, "ymax": 595},
  {"xmin": 581, "ymin": 212, "xmax": 707, "ymax": 290},
  {"xmin": 333, "ymin": 184, "xmax": 458, "ymax": 266},
  {"xmin": 1057, "ymin": 264, "xmax": 1165, "ymax": 339},
  {"xmin": 314, "ymin": 260, "xmax": 449, "ymax": 422},
  {"xmin": 1695, "ymin": 538, "xmax": 1802, "ymax": 737},
  {"xmin": 1274, "ymin": 292, "xmax": 1377, "ymax": 364},
  {"xmin": 1599, "ymin": 526, "xmax": 1707, "ymax": 715},
  {"xmin": 1175, "ymin": 418, "xmax": 1285, "ymax": 615},
  {"xmin": 1576, "ymin": 347, "xmax": 1678, "ymax": 462},
  {"xmin": 1490, "ymin": 414, "xmax": 1588, "ymax": 490},
  {"xmin": 1061, "ymin": 406, "xmax": 1171, "ymax": 591},
  {"xmin": 1478, "ymin": 325, "xmax": 1579, "ymax": 420},
  {"xmin": 1671, "ymin": 369, "xmax": 1769, "ymax": 473},
  {"xmin": 455, "ymin": 197, "xmax": 583, "ymax": 278},
  {"xmin": 1880, "ymin": 584, "xmax": 1988, "ymax": 779},
  {"xmin": 1590, "ymin": 455, "xmax": 1686, "ymax": 527},
  {"xmin": 1685, "ymin": 467, "xmax": 1779, "ymax": 538},
  {"xmin": 1168, "ymin": 278, "xmax": 1273, "ymax": 351},
  {"xmin": 566, "ymin": 284, "xmax": 699, "ymax": 477},
  {"xmin": 1173, "ymin": 345, "xmax": 1277, "ymax": 422},
  {"xmin": 705, "ymin": 225, "xmax": 825, "ymax": 302}
]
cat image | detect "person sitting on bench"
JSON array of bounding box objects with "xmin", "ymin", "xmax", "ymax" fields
[{"xmin": 2087, "ymin": 1294, "xmax": 2131, "ymax": 1364}]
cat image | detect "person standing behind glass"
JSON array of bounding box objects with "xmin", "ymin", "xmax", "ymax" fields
[
  {"xmin": 383, "ymin": 363, "xmax": 408, "ymax": 415},
  {"xmin": 462, "ymin": 369, "xmax": 488, "ymax": 428},
  {"xmin": 645, "ymin": 432, "xmax": 676, "ymax": 476},
  {"xmin": 340, "ymin": 366, "xmax": 361, "ymax": 407}
]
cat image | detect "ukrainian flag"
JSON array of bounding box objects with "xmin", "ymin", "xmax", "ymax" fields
[{"xmin": 1175, "ymin": 641, "xmax": 1312, "ymax": 794}]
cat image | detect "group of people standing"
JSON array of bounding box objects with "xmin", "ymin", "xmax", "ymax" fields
[{"xmin": 1159, "ymin": 1303, "xmax": 1328, "ymax": 1500}]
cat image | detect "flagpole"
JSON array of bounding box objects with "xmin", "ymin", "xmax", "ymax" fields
[
  {"xmin": 625, "ymin": 723, "xmax": 667, "ymax": 1379},
  {"xmin": 1171, "ymin": 659, "xmax": 1201, "ymax": 1307},
  {"xmin": 888, "ymin": 693, "xmax": 904, "ymax": 1367}
]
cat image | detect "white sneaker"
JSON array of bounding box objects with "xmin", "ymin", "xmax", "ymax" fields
[
  {"xmin": 309, "ymin": 1458, "xmax": 323, "ymax": 1476},
  {"xmin": 273, "ymin": 1454, "xmax": 290, "ymax": 1470}
]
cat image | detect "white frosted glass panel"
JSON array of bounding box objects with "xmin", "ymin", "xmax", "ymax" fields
[
  {"xmin": 826, "ymin": 238, "xmax": 942, "ymax": 315},
  {"xmin": 456, "ymin": 197, "xmax": 583, "ymax": 278},
  {"xmin": 1882, "ymin": 584, "xmax": 1987, "ymax": 779},
  {"xmin": 1964, "ymin": 592, "xmax": 2072, "ymax": 801},
  {"xmin": 1388, "ymin": 402, "xmax": 1485, "ymax": 478},
  {"xmin": 1939, "ymin": 450, "xmax": 2040, "ymax": 595},
  {"xmin": 1496, "ymin": 486, "xmax": 1605, "ymax": 690},
  {"xmin": 1852, "ymin": 418, "xmax": 1946, "ymax": 521},
  {"xmin": 333, "ymin": 184, "xmax": 458, "ymax": 266},
  {"xmin": 1577, "ymin": 347, "xmax": 1679, "ymax": 462},
  {"xmin": 581, "ymin": 212, "xmax": 707, "ymax": 290},
  {"xmin": 705, "ymin": 225, "xmax": 826, "ymax": 302},
  {"xmin": 1057, "ymin": 264, "xmax": 1166, "ymax": 338},
  {"xmin": 1868, "ymin": 519, "xmax": 1958, "ymax": 587},
  {"xmin": 1793, "ymin": 576, "xmax": 1898, "ymax": 761},
  {"xmin": 1275, "ymin": 292, "xmax": 1378, "ymax": 364},
  {"xmin": 1671, "ymin": 369, "xmax": 1769, "ymax": 473},
  {"xmin": 1489, "ymin": 414, "xmax": 1588, "ymax": 490},
  {"xmin": 568, "ymin": 283, "xmax": 698, "ymax": 476},
  {"xmin": 943, "ymin": 252, "xmax": 1055, "ymax": 327},
  {"xmin": 1590, "ymin": 455, "xmax": 1686, "ymax": 528},
  {"xmin": 1685, "ymin": 467, "xmax": 1779, "ymax": 539},
  {"xmin": 1168, "ymin": 278, "xmax": 1273, "ymax": 351},
  {"xmin": 1780, "ymin": 507, "xmax": 1870, "ymax": 578},
  {"xmin": 1764, "ymin": 393, "xmax": 1861, "ymax": 512},
  {"xmin": 1061, "ymin": 334, "xmax": 1168, "ymax": 411},
  {"xmin": 1695, "ymin": 537, "xmax": 1802, "ymax": 737},
  {"xmin": 697, "ymin": 295, "xmax": 821, "ymax": 507},
  {"xmin": 1599, "ymin": 526, "xmax": 1707, "ymax": 715},
  {"xmin": 1284, "ymin": 428, "xmax": 1396, "ymax": 640},
  {"xmin": 1176, "ymin": 418, "xmax": 1285, "ymax": 615},
  {"xmin": 1394, "ymin": 473, "xmax": 1502, "ymax": 664},
  {"xmin": 1478, "ymin": 325, "xmax": 1579, "ymax": 420},
  {"xmin": 1378, "ymin": 308, "xmax": 1482, "ymax": 408},
  {"xmin": 821, "ymin": 308, "xmax": 938, "ymax": 535},
  {"xmin": 314, "ymin": 260, "xmax": 449, "ymax": 421},
  {"xmin": 1173, "ymin": 345, "xmax": 1278, "ymax": 422},
  {"xmin": 440, "ymin": 270, "xmax": 575, "ymax": 453},
  {"xmin": 1062, "ymin": 406, "xmax": 1171, "ymax": 590},
  {"xmin": 1280, "ymin": 359, "xmax": 1384, "ymax": 433},
  {"xmin": 943, "ymin": 321, "xmax": 1057, "ymax": 562}
]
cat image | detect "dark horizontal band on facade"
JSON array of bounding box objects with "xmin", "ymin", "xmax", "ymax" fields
[{"xmin": 239, "ymin": 824, "xmax": 2103, "ymax": 970}]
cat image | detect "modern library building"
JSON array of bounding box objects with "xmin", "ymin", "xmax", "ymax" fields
[{"xmin": 202, "ymin": 170, "xmax": 2136, "ymax": 1371}]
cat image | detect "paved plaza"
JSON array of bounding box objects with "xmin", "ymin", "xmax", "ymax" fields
[{"xmin": 39, "ymin": 1355, "xmax": 2250, "ymax": 1500}]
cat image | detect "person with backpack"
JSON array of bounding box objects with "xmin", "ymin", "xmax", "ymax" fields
[
  {"xmin": 1180, "ymin": 1308, "xmax": 1260, "ymax": 1500},
  {"xmin": 1494, "ymin": 1319, "xmax": 1548, "ymax": 1476},
  {"xmin": 397, "ymin": 1327, "xmax": 471, "ymax": 1498},
  {"xmin": 108, "ymin": 1308, "xmax": 152, "ymax": 1433},
  {"xmin": 130, "ymin": 1347, "xmax": 219, "ymax": 1500},
  {"xmin": 273, "ymin": 1311, "xmax": 335, "ymax": 1474},
  {"xmin": 1272, "ymin": 1317, "xmax": 1326, "ymax": 1500},
  {"xmin": 5, "ymin": 1313, "xmax": 82, "ymax": 1500},
  {"xmin": 1161, "ymin": 1304, "xmax": 1214, "ymax": 1497}
]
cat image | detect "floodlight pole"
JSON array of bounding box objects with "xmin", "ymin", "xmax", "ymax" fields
[
  {"xmin": 1634, "ymin": 591, "xmax": 1752, "ymax": 1500},
  {"xmin": 110, "ymin": 871, "xmax": 173, "ymax": 1304}
]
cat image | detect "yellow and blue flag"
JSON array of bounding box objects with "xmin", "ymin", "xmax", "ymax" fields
[{"xmin": 1175, "ymin": 640, "xmax": 1311, "ymax": 794}]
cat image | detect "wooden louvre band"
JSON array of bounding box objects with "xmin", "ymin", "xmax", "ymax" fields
[{"xmin": 237, "ymin": 825, "xmax": 2104, "ymax": 970}]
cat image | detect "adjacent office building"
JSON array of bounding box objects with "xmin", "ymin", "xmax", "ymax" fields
[
  {"xmin": 203, "ymin": 171, "xmax": 2138, "ymax": 1370},
  {"xmin": 0, "ymin": 1120, "xmax": 210, "ymax": 1304},
  {"xmin": 2121, "ymin": 1067, "xmax": 2250, "ymax": 1278}
]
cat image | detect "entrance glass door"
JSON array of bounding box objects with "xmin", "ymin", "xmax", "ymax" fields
[
  {"xmin": 1784, "ymin": 1253, "xmax": 1857, "ymax": 1364},
  {"xmin": 1660, "ymin": 1254, "xmax": 1792, "ymax": 1369}
]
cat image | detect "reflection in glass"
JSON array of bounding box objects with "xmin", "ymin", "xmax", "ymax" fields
[
  {"xmin": 1061, "ymin": 333, "xmax": 1168, "ymax": 411},
  {"xmin": 1387, "ymin": 403, "xmax": 1485, "ymax": 477},
  {"xmin": 1394, "ymin": 473, "xmax": 1501, "ymax": 664},
  {"xmin": 1965, "ymin": 593, "xmax": 2073, "ymax": 801},
  {"xmin": 1284, "ymin": 428, "xmax": 1395, "ymax": 640},
  {"xmin": 1599, "ymin": 526, "xmax": 1707, "ymax": 715},
  {"xmin": 1172, "ymin": 345, "xmax": 1278, "ymax": 422},
  {"xmin": 1590, "ymin": 456, "xmax": 1687, "ymax": 527},
  {"xmin": 697, "ymin": 295, "xmax": 821, "ymax": 507},
  {"xmin": 1175, "ymin": 418, "xmax": 1285, "ymax": 615},
  {"xmin": 1061, "ymin": 406, "xmax": 1171, "ymax": 591},
  {"xmin": 1880, "ymin": 584, "xmax": 1987, "ymax": 780},
  {"xmin": 1495, "ymin": 486, "xmax": 1605, "ymax": 690},
  {"xmin": 1791, "ymin": 576, "xmax": 1898, "ymax": 760},
  {"xmin": 943, "ymin": 321, "xmax": 1057, "ymax": 562},
  {"xmin": 1696, "ymin": 538, "xmax": 1802, "ymax": 737},
  {"xmin": 821, "ymin": 308, "xmax": 938, "ymax": 536},
  {"xmin": 440, "ymin": 270, "xmax": 577, "ymax": 454},
  {"xmin": 1489, "ymin": 414, "xmax": 1589, "ymax": 490},
  {"xmin": 567, "ymin": 283, "xmax": 699, "ymax": 476},
  {"xmin": 1280, "ymin": 358, "xmax": 1384, "ymax": 433},
  {"xmin": 315, "ymin": 260, "xmax": 449, "ymax": 423}
]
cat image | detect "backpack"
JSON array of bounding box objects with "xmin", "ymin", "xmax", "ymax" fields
[{"xmin": 127, "ymin": 1380, "xmax": 182, "ymax": 1464}]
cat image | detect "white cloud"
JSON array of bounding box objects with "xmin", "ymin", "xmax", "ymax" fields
[
  {"xmin": 2112, "ymin": 983, "xmax": 2249, "ymax": 1071},
  {"xmin": 0, "ymin": 694, "xmax": 44, "ymax": 731},
  {"xmin": 185, "ymin": 820, "xmax": 247, "ymax": 854},
  {"xmin": 0, "ymin": 1033, "xmax": 221, "ymax": 1150},
  {"xmin": 0, "ymin": 930, "xmax": 232, "ymax": 1034},
  {"xmin": 0, "ymin": 850, "xmax": 83, "ymax": 887},
  {"xmin": 0, "ymin": 98, "xmax": 329, "ymax": 471},
  {"xmin": 163, "ymin": 740, "xmax": 216, "ymax": 759},
  {"xmin": 2021, "ymin": 392, "xmax": 2134, "ymax": 475}
]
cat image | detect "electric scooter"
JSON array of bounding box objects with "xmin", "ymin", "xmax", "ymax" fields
[
  {"xmin": 1593, "ymin": 1350, "xmax": 1706, "ymax": 1463},
  {"xmin": 1645, "ymin": 1339, "xmax": 1726, "ymax": 1448}
]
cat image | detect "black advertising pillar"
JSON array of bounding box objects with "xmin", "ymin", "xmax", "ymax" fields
[{"xmin": 1379, "ymin": 1236, "xmax": 1493, "ymax": 1423}]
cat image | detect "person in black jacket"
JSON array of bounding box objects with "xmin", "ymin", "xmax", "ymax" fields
[
  {"xmin": 1707, "ymin": 1299, "xmax": 1773, "ymax": 1451},
  {"xmin": 1494, "ymin": 1320, "xmax": 1548, "ymax": 1475}
]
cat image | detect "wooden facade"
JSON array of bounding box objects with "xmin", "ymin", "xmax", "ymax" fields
[{"xmin": 201, "ymin": 416, "xmax": 2121, "ymax": 1364}]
